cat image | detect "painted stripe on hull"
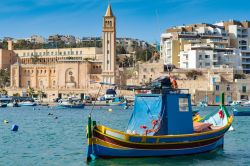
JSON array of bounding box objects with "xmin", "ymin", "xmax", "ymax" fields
[
  {"xmin": 92, "ymin": 137, "xmax": 224, "ymax": 157},
  {"xmin": 93, "ymin": 130, "xmax": 224, "ymax": 149}
]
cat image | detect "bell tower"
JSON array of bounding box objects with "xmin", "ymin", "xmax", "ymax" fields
[{"xmin": 102, "ymin": 4, "xmax": 116, "ymax": 84}]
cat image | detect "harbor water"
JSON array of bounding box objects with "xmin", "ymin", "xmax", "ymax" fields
[{"xmin": 0, "ymin": 106, "xmax": 250, "ymax": 166}]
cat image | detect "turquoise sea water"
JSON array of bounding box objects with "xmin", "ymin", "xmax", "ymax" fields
[{"xmin": 0, "ymin": 106, "xmax": 250, "ymax": 166}]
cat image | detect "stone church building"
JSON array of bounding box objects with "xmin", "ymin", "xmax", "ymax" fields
[{"xmin": 6, "ymin": 4, "xmax": 120, "ymax": 99}]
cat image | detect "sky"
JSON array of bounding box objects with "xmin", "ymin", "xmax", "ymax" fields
[{"xmin": 0, "ymin": 0, "xmax": 250, "ymax": 43}]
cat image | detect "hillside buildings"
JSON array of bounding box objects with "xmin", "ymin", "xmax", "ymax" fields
[{"xmin": 160, "ymin": 20, "xmax": 250, "ymax": 73}]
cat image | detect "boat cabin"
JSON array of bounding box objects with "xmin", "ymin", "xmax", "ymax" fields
[{"xmin": 126, "ymin": 89, "xmax": 194, "ymax": 136}]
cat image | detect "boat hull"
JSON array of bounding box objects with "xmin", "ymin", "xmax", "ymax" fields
[
  {"xmin": 91, "ymin": 137, "xmax": 224, "ymax": 158},
  {"xmin": 109, "ymin": 102, "xmax": 127, "ymax": 107},
  {"xmin": 57, "ymin": 104, "xmax": 85, "ymax": 109},
  {"xmin": 233, "ymin": 110, "xmax": 250, "ymax": 116},
  {"xmin": 19, "ymin": 103, "xmax": 37, "ymax": 106},
  {"xmin": 87, "ymin": 117, "xmax": 232, "ymax": 159}
]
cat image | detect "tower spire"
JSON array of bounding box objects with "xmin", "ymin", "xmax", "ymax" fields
[{"xmin": 105, "ymin": 4, "xmax": 113, "ymax": 17}]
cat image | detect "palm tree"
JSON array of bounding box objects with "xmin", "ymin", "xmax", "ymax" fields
[
  {"xmin": 37, "ymin": 89, "xmax": 45, "ymax": 101},
  {"xmin": 27, "ymin": 87, "xmax": 35, "ymax": 97}
]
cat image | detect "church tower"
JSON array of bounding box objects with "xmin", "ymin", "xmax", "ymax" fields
[{"xmin": 102, "ymin": 4, "xmax": 116, "ymax": 84}]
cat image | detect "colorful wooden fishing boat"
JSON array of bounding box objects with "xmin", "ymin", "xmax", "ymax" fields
[{"xmin": 86, "ymin": 78, "xmax": 233, "ymax": 161}]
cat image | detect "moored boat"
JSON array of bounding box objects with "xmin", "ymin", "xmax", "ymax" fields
[
  {"xmin": 57, "ymin": 97, "xmax": 85, "ymax": 109},
  {"xmin": 0, "ymin": 102, "xmax": 7, "ymax": 107},
  {"xmin": 19, "ymin": 101, "xmax": 37, "ymax": 106},
  {"xmin": 108, "ymin": 97, "xmax": 127, "ymax": 107},
  {"xmin": 232, "ymin": 108, "xmax": 250, "ymax": 116},
  {"xmin": 86, "ymin": 77, "xmax": 233, "ymax": 161}
]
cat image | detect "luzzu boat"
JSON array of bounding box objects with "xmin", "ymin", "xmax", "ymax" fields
[{"xmin": 86, "ymin": 77, "xmax": 233, "ymax": 161}]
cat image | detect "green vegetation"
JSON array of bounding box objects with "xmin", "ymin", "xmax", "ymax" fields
[
  {"xmin": 0, "ymin": 69, "xmax": 10, "ymax": 87},
  {"xmin": 31, "ymin": 54, "xmax": 40, "ymax": 64},
  {"xmin": 13, "ymin": 93, "xmax": 20, "ymax": 97},
  {"xmin": 234, "ymin": 73, "xmax": 246, "ymax": 79},
  {"xmin": 186, "ymin": 70, "xmax": 203, "ymax": 80},
  {"xmin": 0, "ymin": 88, "xmax": 7, "ymax": 95},
  {"xmin": 27, "ymin": 87, "xmax": 35, "ymax": 97}
]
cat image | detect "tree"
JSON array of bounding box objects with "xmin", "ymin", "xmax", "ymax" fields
[
  {"xmin": 186, "ymin": 70, "xmax": 203, "ymax": 80},
  {"xmin": 116, "ymin": 46, "xmax": 127, "ymax": 54},
  {"xmin": 0, "ymin": 88, "xmax": 7, "ymax": 95},
  {"xmin": 234, "ymin": 73, "xmax": 246, "ymax": 79},
  {"xmin": 31, "ymin": 55, "xmax": 40, "ymax": 64},
  {"xmin": 13, "ymin": 93, "xmax": 20, "ymax": 97},
  {"xmin": 0, "ymin": 69, "xmax": 10, "ymax": 88},
  {"xmin": 27, "ymin": 87, "xmax": 35, "ymax": 97},
  {"xmin": 37, "ymin": 89, "xmax": 46, "ymax": 101}
]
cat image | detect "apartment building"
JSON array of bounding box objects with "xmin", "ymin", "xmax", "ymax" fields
[{"xmin": 161, "ymin": 21, "xmax": 250, "ymax": 72}]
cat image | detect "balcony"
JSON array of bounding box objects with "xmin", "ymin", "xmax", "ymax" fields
[
  {"xmin": 241, "ymin": 61, "xmax": 250, "ymax": 64},
  {"xmin": 208, "ymin": 39, "xmax": 228, "ymax": 44}
]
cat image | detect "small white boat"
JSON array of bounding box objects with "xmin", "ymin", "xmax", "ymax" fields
[
  {"xmin": 241, "ymin": 101, "xmax": 250, "ymax": 107},
  {"xmin": 19, "ymin": 101, "xmax": 37, "ymax": 106},
  {"xmin": 0, "ymin": 102, "xmax": 7, "ymax": 107},
  {"xmin": 230, "ymin": 99, "xmax": 248, "ymax": 107}
]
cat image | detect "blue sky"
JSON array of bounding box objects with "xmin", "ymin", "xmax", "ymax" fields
[{"xmin": 0, "ymin": 0, "xmax": 250, "ymax": 43}]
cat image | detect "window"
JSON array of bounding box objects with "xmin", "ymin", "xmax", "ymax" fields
[
  {"xmin": 80, "ymin": 51, "xmax": 82, "ymax": 54},
  {"xmin": 64, "ymin": 51, "xmax": 66, "ymax": 55},
  {"xmin": 71, "ymin": 51, "xmax": 74, "ymax": 55},
  {"xmin": 216, "ymin": 85, "xmax": 220, "ymax": 91},
  {"xmin": 76, "ymin": 51, "xmax": 78, "ymax": 55},
  {"xmin": 179, "ymin": 98, "xmax": 189, "ymax": 112},
  {"xmin": 205, "ymin": 63, "xmax": 210, "ymax": 66},
  {"xmin": 242, "ymin": 86, "xmax": 246, "ymax": 93},
  {"xmin": 68, "ymin": 51, "xmax": 70, "ymax": 55},
  {"xmin": 205, "ymin": 55, "xmax": 210, "ymax": 58},
  {"xmin": 107, "ymin": 60, "xmax": 109, "ymax": 64},
  {"xmin": 27, "ymin": 81, "xmax": 30, "ymax": 86},
  {"xmin": 107, "ymin": 50, "xmax": 109, "ymax": 54},
  {"xmin": 199, "ymin": 55, "xmax": 202, "ymax": 60},
  {"xmin": 227, "ymin": 85, "xmax": 230, "ymax": 91}
]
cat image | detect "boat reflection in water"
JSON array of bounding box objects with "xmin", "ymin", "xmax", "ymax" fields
[{"xmin": 86, "ymin": 76, "xmax": 233, "ymax": 161}]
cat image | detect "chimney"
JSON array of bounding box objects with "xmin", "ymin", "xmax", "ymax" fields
[{"xmin": 7, "ymin": 40, "xmax": 13, "ymax": 50}]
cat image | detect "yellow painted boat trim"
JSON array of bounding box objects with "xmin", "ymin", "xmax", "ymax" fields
[{"xmin": 94, "ymin": 116, "xmax": 233, "ymax": 140}]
